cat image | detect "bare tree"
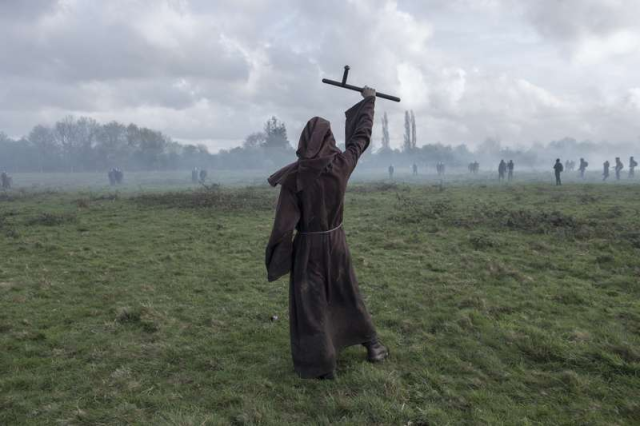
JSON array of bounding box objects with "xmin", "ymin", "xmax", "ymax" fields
[
  {"xmin": 243, "ymin": 132, "xmax": 266, "ymax": 150},
  {"xmin": 28, "ymin": 125, "xmax": 58, "ymax": 172},
  {"xmin": 403, "ymin": 110, "xmax": 412, "ymax": 152},
  {"xmin": 381, "ymin": 112, "xmax": 390, "ymax": 151},
  {"xmin": 263, "ymin": 117, "xmax": 289, "ymax": 150},
  {"xmin": 410, "ymin": 110, "xmax": 417, "ymax": 150},
  {"xmin": 96, "ymin": 121, "xmax": 128, "ymax": 168}
]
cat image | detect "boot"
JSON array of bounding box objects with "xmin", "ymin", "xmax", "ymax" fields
[
  {"xmin": 363, "ymin": 338, "xmax": 389, "ymax": 363},
  {"xmin": 317, "ymin": 370, "xmax": 336, "ymax": 380}
]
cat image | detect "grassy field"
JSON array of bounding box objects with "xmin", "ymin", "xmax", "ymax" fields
[{"xmin": 1, "ymin": 179, "xmax": 639, "ymax": 425}]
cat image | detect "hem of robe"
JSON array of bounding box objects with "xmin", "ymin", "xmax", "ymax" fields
[{"xmin": 293, "ymin": 332, "xmax": 377, "ymax": 379}]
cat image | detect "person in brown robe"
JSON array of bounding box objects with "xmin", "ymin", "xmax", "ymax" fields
[{"xmin": 265, "ymin": 87, "xmax": 389, "ymax": 380}]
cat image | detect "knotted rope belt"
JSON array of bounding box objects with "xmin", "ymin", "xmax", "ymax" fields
[{"xmin": 298, "ymin": 223, "xmax": 343, "ymax": 235}]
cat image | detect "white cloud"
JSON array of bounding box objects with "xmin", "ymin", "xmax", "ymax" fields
[{"xmin": 0, "ymin": 0, "xmax": 639, "ymax": 152}]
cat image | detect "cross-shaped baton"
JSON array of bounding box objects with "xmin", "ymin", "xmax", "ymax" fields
[{"xmin": 322, "ymin": 65, "xmax": 401, "ymax": 102}]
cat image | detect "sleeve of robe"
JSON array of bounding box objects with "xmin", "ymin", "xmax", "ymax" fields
[
  {"xmin": 265, "ymin": 184, "xmax": 301, "ymax": 282},
  {"xmin": 343, "ymin": 96, "xmax": 376, "ymax": 173}
]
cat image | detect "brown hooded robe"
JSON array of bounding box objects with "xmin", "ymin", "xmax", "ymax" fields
[{"xmin": 265, "ymin": 96, "xmax": 377, "ymax": 378}]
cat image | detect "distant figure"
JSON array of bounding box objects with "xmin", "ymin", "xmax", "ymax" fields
[
  {"xmin": 436, "ymin": 162, "xmax": 446, "ymax": 176},
  {"xmin": 578, "ymin": 158, "xmax": 588, "ymax": 179},
  {"xmin": 1, "ymin": 171, "xmax": 12, "ymax": 189},
  {"xmin": 553, "ymin": 159, "xmax": 563, "ymax": 186},
  {"xmin": 603, "ymin": 160, "xmax": 610, "ymax": 181},
  {"xmin": 468, "ymin": 162, "xmax": 474, "ymax": 173},
  {"xmin": 498, "ymin": 160, "xmax": 507, "ymax": 181},
  {"xmin": 108, "ymin": 169, "xmax": 116, "ymax": 186},
  {"xmin": 115, "ymin": 168, "xmax": 124, "ymax": 184},
  {"xmin": 388, "ymin": 165, "xmax": 394, "ymax": 179},
  {"xmin": 507, "ymin": 160, "xmax": 514, "ymax": 181},
  {"xmin": 473, "ymin": 161, "xmax": 479, "ymax": 174},
  {"xmin": 199, "ymin": 169, "xmax": 208, "ymax": 183},
  {"xmin": 614, "ymin": 157, "xmax": 624, "ymax": 180},
  {"xmin": 412, "ymin": 163, "xmax": 418, "ymax": 176},
  {"xmin": 191, "ymin": 168, "xmax": 199, "ymax": 183},
  {"xmin": 630, "ymin": 156, "xmax": 638, "ymax": 178}
]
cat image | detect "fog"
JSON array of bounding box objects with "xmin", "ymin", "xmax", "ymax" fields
[{"xmin": 1, "ymin": 115, "xmax": 636, "ymax": 178}]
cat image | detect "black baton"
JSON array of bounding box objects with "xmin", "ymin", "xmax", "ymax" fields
[{"xmin": 321, "ymin": 65, "xmax": 401, "ymax": 102}]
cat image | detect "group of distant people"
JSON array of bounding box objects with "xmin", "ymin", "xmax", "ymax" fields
[
  {"xmin": 1, "ymin": 171, "xmax": 12, "ymax": 189},
  {"xmin": 577, "ymin": 156, "xmax": 637, "ymax": 181},
  {"xmin": 389, "ymin": 162, "xmax": 463, "ymax": 178},
  {"xmin": 191, "ymin": 168, "xmax": 208, "ymax": 184},
  {"xmin": 107, "ymin": 168, "xmax": 124, "ymax": 186},
  {"xmin": 553, "ymin": 156, "xmax": 637, "ymax": 185},
  {"xmin": 497, "ymin": 160, "xmax": 515, "ymax": 181},
  {"xmin": 387, "ymin": 157, "xmax": 638, "ymax": 184},
  {"xmin": 602, "ymin": 156, "xmax": 637, "ymax": 181}
]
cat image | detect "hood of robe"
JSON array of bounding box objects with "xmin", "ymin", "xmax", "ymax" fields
[{"xmin": 268, "ymin": 116, "xmax": 341, "ymax": 192}]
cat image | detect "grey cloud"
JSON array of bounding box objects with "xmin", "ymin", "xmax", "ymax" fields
[
  {"xmin": 0, "ymin": 0, "xmax": 639, "ymax": 152},
  {"xmin": 517, "ymin": 0, "xmax": 640, "ymax": 41},
  {"xmin": 0, "ymin": 0, "xmax": 59, "ymax": 21},
  {"xmin": 0, "ymin": 2, "xmax": 249, "ymax": 82}
]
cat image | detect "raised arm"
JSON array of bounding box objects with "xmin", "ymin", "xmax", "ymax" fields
[{"xmin": 342, "ymin": 88, "xmax": 376, "ymax": 173}]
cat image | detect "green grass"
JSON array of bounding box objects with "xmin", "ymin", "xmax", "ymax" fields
[{"xmin": 1, "ymin": 181, "xmax": 639, "ymax": 425}]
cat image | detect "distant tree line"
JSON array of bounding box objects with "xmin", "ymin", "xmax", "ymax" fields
[
  {"xmin": 0, "ymin": 116, "xmax": 191, "ymax": 172},
  {"xmin": 0, "ymin": 112, "xmax": 633, "ymax": 173},
  {"xmin": 0, "ymin": 115, "xmax": 297, "ymax": 173}
]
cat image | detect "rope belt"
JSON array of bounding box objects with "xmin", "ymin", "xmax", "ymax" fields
[{"xmin": 298, "ymin": 223, "xmax": 343, "ymax": 235}]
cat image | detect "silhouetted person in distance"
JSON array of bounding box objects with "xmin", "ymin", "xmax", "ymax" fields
[
  {"xmin": 115, "ymin": 168, "xmax": 124, "ymax": 184},
  {"xmin": 614, "ymin": 157, "xmax": 624, "ymax": 180},
  {"xmin": 412, "ymin": 163, "xmax": 418, "ymax": 176},
  {"xmin": 507, "ymin": 160, "xmax": 514, "ymax": 181},
  {"xmin": 388, "ymin": 164, "xmax": 394, "ymax": 179},
  {"xmin": 603, "ymin": 160, "xmax": 610, "ymax": 181},
  {"xmin": 578, "ymin": 158, "xmax": 588, "ymax": 179},
  {"xmin": 498, "ymin": 160, "xmax": 506, "ymax": 181},
  {"xmin": 553, "ymin": 159, "xmax": 563, "ymax": 186},
  {"xmin": 108, "ymin": 169, "xmax": 116, "ymax": 186},
  {"xmin": 473, "ymin": 161, "xmax": 479, "ymax": 174},
  {"xmin": 199, "ymin": 169, "xmax": 208, "ymax": 183},
  {"xmin": 1, "ymin": 171, "xmax": 11, "ymax": 189},
  {"xmin": 630, "ymin": 156, "xmax": 637, "ymax": 178},
  {"xmin": 191, "ymin": 168, "xmax": 199, "ymax": 183}
]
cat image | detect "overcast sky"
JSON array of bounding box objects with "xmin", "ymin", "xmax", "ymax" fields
[{"xmin": 1, "ymin": 0, "xmax": 639, "ymax": 152}]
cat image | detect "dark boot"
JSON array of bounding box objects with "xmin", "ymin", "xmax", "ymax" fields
[
  {"xmin": 317, "ymin": 370, "xmax": 336, "ymax": 380},
  {"xmin": 363, "ymin": 338, "xmax": 389, "ymax": 363}
]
